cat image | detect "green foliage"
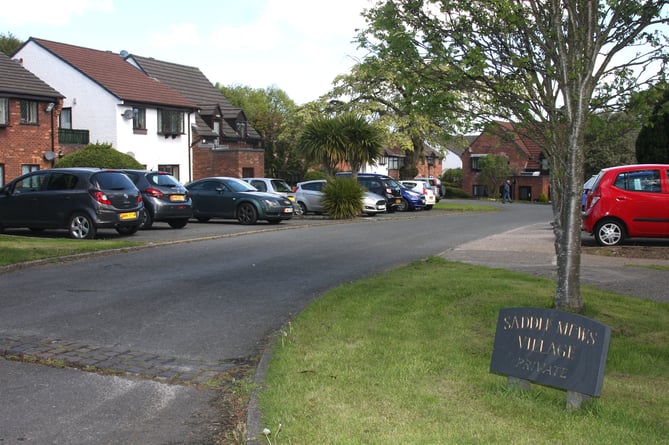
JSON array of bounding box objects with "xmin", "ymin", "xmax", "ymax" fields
[
  {"xmin": 321, "ymin": 177, "xmax": 364, "ymax": 219},
  {"xmin": 441, "ymin": 168, "xmax": 463, "ymax": 186},
  {"xmin": 478, "ymin": 154, "xmax": 511, "ymax": 200},
  {"xmin": 302, "ymin": 170, "xmax": 326, "ymax": 181},
  {"xmin": 217, "ymin": 84, "xmax": 307, "ymax": 182},
  {"xmin": 444, "ymin": 185, "xmax": 470, "ymax": 199},
  {"xmin": 584, "ymin": 111, "xmax": 639, "ymax": 177},
  {"xmin": 0, "ymin": 32, "xmax": 22, "ymax": 56},
  {"xmin": 54, "ymin": 143, "xmax": 143, "ymax": 169},
  {"xmin": 297, "ymin": 113, "xmax": 383, "ymax": 177},
  {"xmin": 636, "ymin": 86, "xmax": 669, "ymax": 164}
]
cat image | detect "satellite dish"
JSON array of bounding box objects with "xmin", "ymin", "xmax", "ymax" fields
[
  {"xmin": 122, "ymin": 109, "xmax": 134, "ymax": 119},
  {"xmin": 126, "ymin": 151, "xmax": 135, "ymax": 158},
  {"xmin": 120, "ymin": 50, "xmax": 129, "ymax": 58},
  {"xmin": 44, "ymin": 151, "xmax": 55, "ymax": 161}
]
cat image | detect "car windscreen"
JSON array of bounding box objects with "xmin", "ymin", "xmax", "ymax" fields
[
  {"xmin": 148, "ymin": 173, "xmax": 180, "ymax": 187},
  {"xmin": 271, "ymin": 180, "xmax": 292, "ymax": 193},
  {"xmin": 94, "ymin": 172, "xmax": 136, "ymax": 190}
]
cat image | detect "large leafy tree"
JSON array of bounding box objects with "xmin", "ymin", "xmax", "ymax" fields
[
  {"xmin": 359, "ymin": 0, "xmax": 668, "ymax": 311},
  {"xmin": 636, "ymin": 86, "xmax": 669, "ymax": 163},
  {"xmin": 0, "ymin": 32, "xmax": 22, "ymax": 56},
  {"xmin": 478, "ymin": 155, "xmax": 512, "ymax": 200},
  {"xmin": 217, "ymin": 84, "xmax": 306, "ymax": 182},
  {"xmin": 583, "ymin": 112, "xmax": 640, "ymax": 177}
]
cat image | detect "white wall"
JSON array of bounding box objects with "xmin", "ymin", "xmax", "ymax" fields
[{"xmin": 16, "ymin": 42, "xmax": 194, "ymax": 183}]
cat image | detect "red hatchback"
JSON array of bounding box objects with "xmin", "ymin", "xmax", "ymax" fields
[{"xmin": 582, "ymin": 164, "xmax": 669, "ymax": 246}]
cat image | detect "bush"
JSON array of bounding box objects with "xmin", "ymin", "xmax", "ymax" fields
[
  {"xmin": 444, "ymin": 186, "xmax": 471, "ymax": 199},
  {"xmin": 55, "ymin": 143, "xmax": 144, "ymax": 169},
  {"xmin": 322, "ymin": 177, "xmax": 364, "ymax": 219},
  {"xmin": 302, "ymin": 170, "xmax": 327, "ymax": 182}
]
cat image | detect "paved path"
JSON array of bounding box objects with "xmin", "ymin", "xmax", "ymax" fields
[{"xmin": 441, "ymin": 222, "xmax": 669, "ymax": 302}]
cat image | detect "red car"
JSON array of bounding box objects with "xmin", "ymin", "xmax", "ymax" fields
[{"xmin": 582, "ymin": 164, "xmax": 669, "ymax": 246}]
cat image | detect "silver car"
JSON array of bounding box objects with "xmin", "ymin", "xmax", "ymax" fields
[{"xmin": 294, "ymin": 179, "xmax": 386, "ymax": 216}]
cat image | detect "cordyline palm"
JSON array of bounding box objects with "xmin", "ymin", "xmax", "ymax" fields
[{"xmin": 297, "ymin": 114, "xmax": 383, "ymax": 178}]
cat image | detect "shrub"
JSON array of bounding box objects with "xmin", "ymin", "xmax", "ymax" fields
[
  {"xmin": 302, "ymin": 170, "xmax": 327, "ymax": 181},
  {"xmin": 444, "ymin": 186, "xmax": 471, "ymax": 199},
  {"xmin": 322, "ymin": 177, "xmax": 364, "ymax": 219},
  {"xmin": 55, "ymin": 143, "xmax": 144, "ymax": 169}
]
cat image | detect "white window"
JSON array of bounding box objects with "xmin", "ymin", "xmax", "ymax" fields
[
  {"xmin": 59, "ymin": 108, "xmax": 72, "ymax": 129},
  {"xmin": 133, "ymin": 107, "xmax": 146, "ymax": 130},
  {"xmin": 0, "ymin": 98, "xmax": 8, "ymax": 126}
]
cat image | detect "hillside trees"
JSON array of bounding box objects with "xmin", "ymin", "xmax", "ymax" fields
[{"xmin": 358, "ymin": 0, "xmax": 668, "ymax": 311}]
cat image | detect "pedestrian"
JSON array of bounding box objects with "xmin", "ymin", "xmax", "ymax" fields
[{"xmin": 502, "ymin": 179, "xmax": 512, "ymax": 203}]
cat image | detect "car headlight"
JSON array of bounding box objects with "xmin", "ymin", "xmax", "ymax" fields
[{"xmin": 262, "ymin": 199, "xmax": 281, "ymax": 208}]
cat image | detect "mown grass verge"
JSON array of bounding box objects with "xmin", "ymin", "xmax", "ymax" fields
[
  {"xmin": 0, "ymin": 234, "xmax": 142, "ymax": 267},
  {"xmin": 258, "ymin": 257, "xmax": 669, "ymax": 444}
]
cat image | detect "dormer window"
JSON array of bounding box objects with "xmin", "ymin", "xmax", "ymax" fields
[
  {"xmin": 236, "ymin": 122, "xmax": 247, "ymax": 139},
  {"xmin": 158, "ymin": 109, "xmax": 184, "ymax": 137}
]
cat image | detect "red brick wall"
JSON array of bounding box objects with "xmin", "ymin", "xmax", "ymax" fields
[
  {"xmin": 192, "ymin": 145, "xmax": 265, "ymax": 180},
  {"xmin": 0, "ymin": 98, "xmax": 62, "ymax": 183}
]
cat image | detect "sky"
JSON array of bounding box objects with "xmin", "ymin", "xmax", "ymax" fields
[{"xmin": 0, "ymin": 0, "xmax": 373, "ymax": 105}]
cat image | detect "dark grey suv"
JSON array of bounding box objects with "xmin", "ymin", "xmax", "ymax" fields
[
  {"xmin": 117, "ymin": 170, "xmax": 192, "ymax": 229},
  {"xmin": 0, "ymin": 168, "xmax": 143, "ymax": 239}
]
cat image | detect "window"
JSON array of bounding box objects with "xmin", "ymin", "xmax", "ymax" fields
[
  {"xmin": 242, "ymin": 167, "xmax": 254, "ymax": 178},
  {"xmin": 387, "ymin": 156, "xmax": 403, "ymax": 170},
  {"xmin": 59, "ymin": 108, "xmax": 72, "ymax": 129},
  {"xmin": 614, "ymin": 169, "xmax": 661, "ymax": 193},
  {"xmin": 46, "ymin": 172, "xmax": 78, "ymax": 190},
  {"xmin": 133, "ymin": 107, "xmax": 146, "ymax": 130},
  {"xmin": 157, "ymin": 109, "xmax": 184, "ymax": 136},
  {"xmin": 473, "ymin": 184, "xmax": 488, "ymax": 197},
  {"xmin": 0, "ymin": 97, "xmax": 8, "ymax": 126},
  {"xmin": 14, "ymin": 170, "xmax": 46, "ymax": 193},
  {"xmin": 0, "ymin": 164, "xmax": 4, "ymax": 187},
  {"xmin": 22, "ymin": 164, "xmax": 40, "ymax": 175},
  {"xmin": 471, "ymin": 155, "xmax": 485, "ymax": 171},
  {"xmin": 20, "ymin": 100, "xmax": 38, "ymax": 124},
  {"xmin": 157, "ymin": 165, "xmax": 179, "ymax": 180},
  {"xmin": 237, "ymin": 122, "xmax": 247, "ymax": 139}
]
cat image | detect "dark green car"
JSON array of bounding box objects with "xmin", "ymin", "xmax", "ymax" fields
[{"xmin": 186, "ymin": 177, "xmax": 294, "ymax": 225}]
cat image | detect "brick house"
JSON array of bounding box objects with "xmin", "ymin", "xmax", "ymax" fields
[
  {"xmin": 14, "ymin": 38, "xmax": 202, "ymax": 182},
  {"xmin": 462, "ymin": 121, "xmax": 551, "ymax": 201},
  {"xmin": 126, "ymin": 55, "xmax": 263, "ymax": 180},
  {"xmin": 0, "ymin": 52, "xmax": 64, "ymax": 186},
  {"xmin": 359, "ymin": 145, "xmax": 443, "ymax": 180}
]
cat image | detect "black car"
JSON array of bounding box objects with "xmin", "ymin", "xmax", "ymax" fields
[
  {"xmin": 336, "ymin": 172, "xmax": 403, "ymax": 212},
  {"xmin": 0, "ymin": 168, "xmax": 143, "ymax": 239},
  {"xmin": 186, "ymin": 177, "xmax": 294, "ymax": 225},
  {"xmin": 118, "ymin": 169, "xmax": 192, "ymax": 229}
]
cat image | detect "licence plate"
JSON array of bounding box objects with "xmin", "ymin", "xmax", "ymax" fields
[
  {"xmin": 170, "ymin": 195, "xmax": 186, "ymax": 202},
  {"xmin": 395, "ymin": 198, "xmax": 402, "ymax": 204},
  {"xmin": 119, "ymin": 211, "xmax": 138, "ymax": 220},
  {"xmin": 284, "ymin": 207, "xmax": 293, "ymax": 213}
]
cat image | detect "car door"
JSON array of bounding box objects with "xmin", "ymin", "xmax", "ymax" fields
[
  {"xmin": 0, "ymin": 171, "xmax": 48, "ymax": 226},
  {"xmin": 190, "ymin": 180, "xmax": 236, "ymax": 218},
  {"xmin": 301, "ymin": 181, "xmax": 325, "ymax": 212},
  {"xmin": 38, "ymin": 171, "xmax": 82, "ymax": 226},
  {"xmin": 613, "ymin": 168, "xmax": 669, "ymax": 236}
]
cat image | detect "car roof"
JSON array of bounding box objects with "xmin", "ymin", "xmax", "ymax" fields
[{"xmin": 601, "ymin": 164, "xmax": 669, "ymax": 173}]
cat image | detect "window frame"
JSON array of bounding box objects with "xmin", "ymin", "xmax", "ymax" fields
[
  {"xmin": 59, "ymin": 107, "xmax": 72, "ymax": 129},
  {"xmin": 20, "ymin": 100, "xmax": 38, "ymax": 125},
  {"xmin": 133, "ymin": 107, "xmax": 146, "ymax": 131},
  {"xmin": 0, "ymin": 97, "xmax": 8, "ymax": 126},
  {"xmin": 157, "ymin": 109, "xmax": 184, "ymax": 136}
]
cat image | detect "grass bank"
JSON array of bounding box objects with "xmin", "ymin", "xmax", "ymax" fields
[
  {"xmin": 0, "ymin": 234, "xmax": 142, "ymax": 267},
  {"xmin": 258, "ymin": 257, "xmax": 669, "ymax": 444}
]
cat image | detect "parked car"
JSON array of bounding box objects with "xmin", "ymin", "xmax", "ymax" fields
[
  {"xmin": 415, "ymin": 177, "xmax": 443, "ymax": 201},
  {"xmin": 186, "ymin": 177, "xmax": 293, "ymax": 224},
  {"xmin": 336, "ymin": 172, "xmax": 403, "ymax": 212},
  {"xmin": 293, "ymin": 179, "xmax": 387, "ymax": 216},
  {"xmin": 582, "ymin": 164, "xmax": 669, "ymax": 246},
  {"xmin": 242, "ymin": 177, "xmax": 302, "ymax": 216},
  {"xmin": 581, "ymin": 175, "xmax": 597, "ymax": 211},
  {"xmin": 118, "ymin": 169, "xmax": 192, "ymax": 229},
  {"xmin": 0, "ymin": 168, "xmax": 143, "ymax": 239},
  {"xmin": 397, "ymin": 184, "xmax": 427, "ymax": 211},
  {"xmin": 399, "ymin": 180, "xmax": 435, "ymax": 210}
]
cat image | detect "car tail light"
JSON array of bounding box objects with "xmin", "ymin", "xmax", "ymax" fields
[
  {"xmin": 146, "ymin": 187, "xmax": 164, "ymax": 199},
  {"xmin": 90, "ymin": 190, "xmax": 111, "ymax": 205},
  {"xmin": 137, "ymin": 194, "xmax": 143, "ymax": 203}
]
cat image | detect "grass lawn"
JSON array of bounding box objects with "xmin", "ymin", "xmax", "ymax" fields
[
  {"xmin": 0, "ymin": 234, "xmax": 142, "ymax": 267},
  {"xmin": 258, "ymin": 258, "xmax": 669, "ymax": 444}
]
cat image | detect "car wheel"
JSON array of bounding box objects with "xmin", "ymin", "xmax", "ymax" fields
[
  {"xmin": 293, "ymin": 203, "xmax": 304, "ymax": 216},
  {"xmin": 69, "ymin": 213, "xmax": 97, "ymax": 240},
  {"xmin": 594, "ymin": 219, "xmax": 626, "ymax": 246},
  {"xmin": 237, "ymin": 202, "xmax": 258, "ymax": 225},
  {"xmin": 397, "ymin": 198, "xmax": 409, "ymax": 212},
  {"xmin": 140, "ymin": 209, "xmax": 153, "ymax": 229},
  {"xmin": 116, "ymin": 225, "xmax": 140, "ymax": 236},
  {"xmin": 298, "ymin": 202, "xmax": 308, "ymax": 215},
  {"xmin": 168, "ymin": 218, "xmax": 189, "ymax": 229}
]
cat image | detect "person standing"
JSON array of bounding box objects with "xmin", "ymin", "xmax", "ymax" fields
[{"xmin": 502, "ymin": 179, "xmax": 512, "ymax": 203}]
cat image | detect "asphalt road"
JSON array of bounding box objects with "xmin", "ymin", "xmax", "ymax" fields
[{"xmin": 0, "ymin": 203, "xmax": 552, "ymax": 444}]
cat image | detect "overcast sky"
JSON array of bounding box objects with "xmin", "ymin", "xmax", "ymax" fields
[{"xmin": 0, "ymin": 0, "xmax": 372, "ymax": 105}]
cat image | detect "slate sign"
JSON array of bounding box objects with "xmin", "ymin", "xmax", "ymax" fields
[{"xmin": 490, "ymin": 307, "xmax": 611, "ymax": 396}]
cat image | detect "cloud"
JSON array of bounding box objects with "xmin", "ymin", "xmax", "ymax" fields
[
  {"xmin": 147, "ymin": 23, "xmax": 201, "ymax": 49},
  {"xmin": 0, "ymin": 0, "xmax": 114, "ymax": 26}
]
